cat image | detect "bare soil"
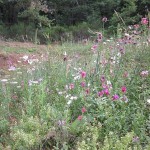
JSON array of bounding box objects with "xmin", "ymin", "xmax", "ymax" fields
[{"xmin": 0, "ymin": 40, "xmax": 47, "ymax": 69}]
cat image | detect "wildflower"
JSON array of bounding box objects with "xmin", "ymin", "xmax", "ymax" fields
[
  {"xmin": 102, "ymin": 17, "xmax": 108, "ymax": 22},
  {"xmin": 97, "ymin": 32, "xmax": 103, "ymax": 42},
  {"xmin": 58, "ymin": 120, "xmax": 65, "ymax": 126},
  {"xmin": 147, "ymin": 99, "xmax": 150, "ymax": 105},
  {"xmin": 104, "ymin": 88, "xmax": 110, "ymax": 96},
  {"xmin": 10, "ymin": 81, "xmax": 18, "ymax": 84},
  {"xmin": 17, "ymin": 86, "xmax": 21, "ymax": 88},
  {"xmin": 107, "ymin": 81, "xmax": 112, "ymax": 89},
  {"xmin": 141, "ymin": 18, "xmax": 148, "ymax": 25},
  {"xmin": 119, "ymin": 47, "xmax": 125, "ymax": 54},
  {"xmin": 69, "ymin": 83, "xmax": 74, "ymax": 90},
  {"xmin": 81, "ymin": 107, "xmax": 86, "ymax": 113},
  {"xmin": 74, "ymin": 75, "xmax": 80, "ymax": 80},
  {"xmin": 63, "ymin": 51, "xmax": 67, "ymax": 61},
  {"xmin": 91, "ymin": 44, "xmax": 98, "ymax": 53},
  {"xmin": 28, "ymin": 80, "xmax": 32, "ymax": 86},
  {"xmin": 17, "ymin": 72, "xmax": 22, "ymax": 74},
  {"xmin": 8, "ymin": 66, "xmax": 16, "ymax": 71},
  {"xmin": 140, "ymin": 70, "xmax": 149, "ymax": 77},
  {"xmin": 31, "ymin": 81, "xmax": 39, "ymax": 84},
  {"xmin": 1, "ymin": 79, "xmax": 8, "ymax": 82},
  {"xmin": 134, "ymin": 24, "xmax": 140, "ymax": 29},
  {"xmin": 81, "ymin": 81, "xmax": 86, "ymax": 87},
  {"xmin": 80, "ymin": 71, "xmax": 86, "ymax": 78},
  {"xmin": 100, "ymin": 75, "xmax": 105, "ymax": 83},
  {"xmin": 58, "ymin": 91, "xmax": 63, "ymax": 95},
  {"xmin": 67, "ymin": 100, "xmax": 72, "ymax": 105},
  {"xmin": 22, "ymin": 55, "xmax": 29, "ymax": 61},
  {"xmin": 98, "ymin": 90, "xmax": 104, "ymax": 97},
  {"xmin": 121, "ymin": 86, "xmax": 127, "ymax": 93},
  {"xmin": 122, "ymin": 95, "xmax": 128, "ymax": 103},
  {"xmin": 77, "ymin": 115, "xmax": 83, "ymax": 121},
  {"xmin": 112, "ymin": 94, "xmax": 119, "ymax": 101},
  {"xmin": 85, "ymin": 88, "xmax": 90, "ymax": 95},
  {"xmin": 70, "ymin": 96, "xmax": 77, "ymax": 100},
  {"xmin": 132, "ymin": 136, "xmax": 140, "ymax": 143},
  {"xmin": 102, "ymin": 83, "xmax": 108, "ymax": 89}
]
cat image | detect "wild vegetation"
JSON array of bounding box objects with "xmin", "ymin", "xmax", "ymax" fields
[
  {"xmin": 0, "ymin": 0, "xmax": 150, "ymax": 150},
  {"xmin": 0, "ymin": 15, "xmax": 150, "ymax": 149}
]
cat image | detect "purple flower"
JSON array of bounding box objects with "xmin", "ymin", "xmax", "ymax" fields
[
  {"xmin": 132, "ymin": 136, "xmax": 140, "ymax": 143},
  {"xmin": 112, "ymin": 94, "xmax": 119, "ymax": 101},
  {"xmin": 8, "ymin": 66, "xmax": 16, "ymax": 71}
]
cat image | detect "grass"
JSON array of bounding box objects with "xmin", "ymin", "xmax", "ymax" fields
[{"xmin": 0, "ymin": 26, "xmax": 150, "ymax": 150}]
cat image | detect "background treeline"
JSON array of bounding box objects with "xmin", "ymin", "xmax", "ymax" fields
[{"xmin": 0, "ymin": 0, "xmax": 149, "ymax": 43}]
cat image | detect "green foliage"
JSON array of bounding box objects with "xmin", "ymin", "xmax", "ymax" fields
[{"xmin": 11, "ymin": 116, "xmax": 48, "ymax": 149}]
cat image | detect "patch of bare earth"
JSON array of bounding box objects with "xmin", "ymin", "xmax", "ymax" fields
[{"xmin": 0, "ymin": 40, "xmax": 48, "ymax": 76}]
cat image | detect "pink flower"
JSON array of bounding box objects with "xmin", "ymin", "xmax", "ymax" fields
[
  {"xmin": 121, "ymin": 86, "xmax": 127, "ymax": 93},
  {"xmin": 134, "ymin": 24, "xmax": 140, "ymax": 29},
  {"xmin": 85, "ymin": 88, "xmax": 90, "ymax": 95},
  {"xmin": 91, "ymin": 45, "xmax": 98, "ymax": 50},
  {"xmin": 104, "ymin": 89, "xmax": 110, "ymax": 96},
  {"xmin": 69, "ymin": 83, "xmax": 74, "ymax": 90},
  {"xmin": 77, "ymin": 115, "xmax": 83, "ymax": 121},
  {"xmin": 140, "ymin": 70, "xmax": 149, "ymax": 77},
  {"xmin": 97, "ymin": 32, "xmax": 103, "ymax": 42},
  {"xmin": 81, "ymin": 81, "xmax": 86, "ymax": 87},
  {"xmin": 98, "ymin": 90, "xmax": 104, "ymax": 97},
  {"xmin": 112, "ymin": 94, "xmax": 119, "ymax": 101},
  {"xmin": 80, "ymin": 71, "xmax": 86, "ymax": 78},
  {"xmin": 102, "ymin": 17, "xmax": 108, "ymax": 22},
  {"xmin": 81, "ymin": 107, "xmax": 86, "ymax": 113},
  {"xmin": 100, "ymin": 75, "xmax": 105, "ymax": 83},
  {"xmin": 141, "ymin": 18, "xmax": 148, "ymax": 25},
  {"xmin": 91, "ymin": 45, "xmax": 98, "ymax": 53}
]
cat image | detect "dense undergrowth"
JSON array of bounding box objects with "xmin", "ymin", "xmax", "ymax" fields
[{"xmin": 0, "ymin": 21, "xmax": 150, "ymax": 150}]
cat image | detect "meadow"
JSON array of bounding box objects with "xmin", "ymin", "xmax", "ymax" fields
[{"xmin": 0, "ymin": 23, "xmax": 150, "ymax": 150}]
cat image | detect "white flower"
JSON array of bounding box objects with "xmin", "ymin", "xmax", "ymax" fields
[
  {"xmin": 117, "ymin": 52, "xmax": 121, "ymax": 58},
  {"xmin": 22, "ymin": 55, "xmax": 29, "ymax": 61},
  {"xmin": 70, "ymin": 96, "xmax": 77, "ymax": 100},
  {"xmin": 28, "ymin": 59, "xmax": 34, "ymax": 64},
  {"xmin": 66, "ymin": 94, "xmax": 71, "ymax": 98},
  {"xmin": 17, "ymin": 86, "xmax": 21, "ymax": 88},
  {"xmin": 147, "ymin": 99, "xmax": 150, "ymax": 105},
  {"xmin": 74, "ymin": 75, "xmax": 80, "ymax": 80},
  {"xmin": 67, "ymin": 100, "xmax": 72, "ymax": 105},
  {"xmin": 107, "ymin": 80, "xmax": 111, "ymax": 85},
  {"xmin": 125, "ymin": 33, "xmax": 130, "ymax": 37},
  {"xmin": 17, "ymin": 72, "xmax": 22, "ymax": 74},
  {"xmin": 58, "ymin": 91, "xmax": 63, "ymax": 95},
  {"xmin": 31, "ymin": 81, "xmax": 39, "ymax": 84},
  {"xmin": 63, "ymin": 51, "xmax": 67, "ymax": 56},
  {"xmin": 10, "ymin": 81, "xmax": 18, "ymax": 84},
  {"xmin": 1, "ymin": 79, "xmax": 8, "ymax": 82}
]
